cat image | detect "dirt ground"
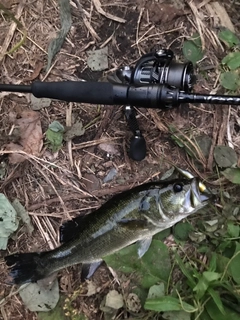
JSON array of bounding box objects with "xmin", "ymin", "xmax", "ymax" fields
[{"xmin": 0, "ymin": 0, "xmax": 240, "ymax": 319}]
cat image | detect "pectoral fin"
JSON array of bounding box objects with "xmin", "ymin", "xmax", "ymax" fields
[
  {"xmin": 137, "ymin": 237, "xmax": 152, "ymax": 258},
  {"xmin": 81, "ymin": 261, "xmax": 103, "ymax": 282}
]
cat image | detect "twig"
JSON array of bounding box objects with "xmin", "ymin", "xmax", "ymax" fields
[
  {"xmin": 188, "ymin": 1, "xmax": 205, "ymax": 49},
  {"xmin": 227, "ymin": 106, "xmax": 234, "ymax": 149},
  {"xmin": 131, "ymin": 26, "xmax": 183, "ymax": 48},
  {"xmin": 66, "ymin": 103, "xmax": 74, "ymax": 167},
  {"xmin": 92, "ymin": 0, "xmax": 126, "ymax": 23},
  {"xmin": 32, "ymin": 162, "xmax": 70, "ymax": 217},
  {"xmin": 0, "ymin": 1, "xmax": 26, "ymax": 63},
  {"xmin": 148, "ymin": 109, "xmax": 168, "ymax": 132},
  {"xmin": 0, "ymin": 284, "xmax": 29, "ymax": 307},
  {"xmin": 74, "ymin": 0, "xmax": 101, "ymax": 41},
  {"xmin": 100, "ymin": 32, "xmax": 115, "ymax": 48},
  {"xmin": 136, "ymin": 7, "xmax": 144, "ymax": 55},
  {"xmin": 72, "ymin": 137, "xmax": 119, "ymax": 150},
  {"xmin": 32, "ymin": 215, "xmax": 55, "ymax": 249}
]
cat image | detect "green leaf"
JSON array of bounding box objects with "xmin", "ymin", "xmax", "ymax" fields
[
  {"xmin": 37, "ymin": 297, "xmax": 67, "ymax": 320},
  {"xmin": 220, "ymin": 71, "xmax": 240, "ymax": 91},
  {"xmin": 46, "ymin": 0, "xmax": 72, "ymax": 71},
  {"xmin": 227, "ymin": 222, "xmax": 240, "ymax": 237},
  {"xmin": 183, "ymin": 40, "xmax": 204, "ymax": 65},
  {"xmin": 195, "ymin": 134, "xmax": 212, "ymax": 158},
  {"xmin": 203, "ymin": 271, "xmax": 221, "ymax": 283},
  {"xmin": 162, "ymin": 310, "xmax": 191, "ymax": 320},
  {"xmin": 203, "ymin": 220, "xmax": 219, "ymax": 233},
  {"xmin": 213, "ymin": 145, "xmax": 238, "ymax": 168},
  {"xmin": 193, "ymin": 276, "xmax": 209, "ymax": 300},
  {"xmin": 46, "ymin": 121, "xmax": 64, "ymax": 152},
  {"xmin": 170, "ymin": 134, "xmax": 195, "ymax": 158},
  {"xmin": 229, "ymin": 242, "xmax": 240, "ymax": 284},
  {"xmin": 191, "ymin": 32, "xmax": 202, "ymax": 47},
  {"xmin": 153, "ymin": 228, "xmax": 171, "ymax": 241},
  {"xmin": 104, "ymin": 239, "xmax": 171, "ymax": 289},
  {"xmin": 147, "ymin": 283, "xmax": 165, "ymax": 300},
  {"xmin": 173, "ymin": 222, "xmax": 193, "ymax": 241},
  {"xmin": 48, "ymin": 121, "xmax": 64, "ymax": 132},
  {"xmin": 188, "ymin": 231, "xmax": 206, "ymax": 243},
  {"xmin": 208, "ymin": 288, "xmax": 225, "ymax": 315},
  {"xmin": 217, "ymin": 241, "xmax": 232, "ymax": 254},
  {"xmin": 218, "ymin": 28, "xmax": 240, "ymax": 48},
  {"xmin": 144, "ymin": 296, "xmax": 195, "ymax": 312},
  {"xmin": 206, "ymin": 298, "xmax": 239, "ymax": 320},
  {"xmin": 175, "ymin": 254, "xmax": 196, "ymax": 289},
  {"xmin": 215, "ymin": 254, "xmax": 231, "ymax": 279},
  {"xmin": 193, "ymin": 272, "xmax": 221, "ymax": 300},
  {"xmin": 209, "ymin": 253, "xmax": 217, "ymax": 272},
  {"xmin": 199, "ymin": 309, "xmax": 212, "ymax": 320},
  {"xmin": 63, "ymin": 121, "xmax": 85, "ymax": 142},
  {"xmin": 0, "ymin": 193, "xmax": 19, "ymax": 249},
  {"xmin": 222, "ymin": 168, "xmax": 240, "ymax": 184},
  {"xmin": 222, "ymin": 51, "xmax": 240, "ymax": 70}
]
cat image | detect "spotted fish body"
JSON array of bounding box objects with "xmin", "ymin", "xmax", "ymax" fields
[{"xmin": 5, "ymin": 173, "xmax": 212, "ymax": 285}]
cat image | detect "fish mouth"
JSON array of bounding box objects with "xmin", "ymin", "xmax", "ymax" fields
[
  {"xmin": 190, "ymin": 178, "xmax": 213, "ymax": 207},
  {"xmin": 176, "ymin": 167, "xmax": 214, "ymax": 207},
  {"xmin": 176, "ymin": 167, "xmax": 207, "ymax": 193}
]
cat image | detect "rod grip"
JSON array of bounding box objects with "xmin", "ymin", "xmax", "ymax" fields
[{"xmin": 31, "ymin": 81, "xmax": 128, "ymax": 105}]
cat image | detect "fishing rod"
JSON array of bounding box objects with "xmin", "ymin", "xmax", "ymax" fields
[{"xmin": 0, "ymin": 49, "xmax": 239, "ymax": 160}]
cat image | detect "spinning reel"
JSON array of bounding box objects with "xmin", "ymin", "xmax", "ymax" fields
[
  {"xmin": 109, "ymin": 49, "xmax": 195, "ymax": 160},
  {"xmin": 0, "ymin": 49, "xmax": 240, "ymax": 161}
]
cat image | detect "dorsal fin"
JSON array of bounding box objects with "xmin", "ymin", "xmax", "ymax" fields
[{"xmin": 60, "ymin": 215, "xmax": 86, "ymax": 243}]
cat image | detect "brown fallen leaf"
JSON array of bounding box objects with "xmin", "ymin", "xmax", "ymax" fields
[
  {"xmin": 98, "ymin": 143, "xmax": 120, "ymax": 156},
  {"xmin": 6, "ymin": 110, "xmax": 43, "ymax": 164},
  {"xmin": 82, "ymin": 173, "xmax": 100, "ymax": 192},
  {"xmin": 207, "ymin": 2, "xmax": 235, "ymax": 33},
  {"xmin": 0, "ymin": 0, "xmax": 19, "ymax": 9},
  {"xmin": 24, "ymin": 60, "xmax": 44, "ymax": 81},
  {"xmin": 5, "ymin": 142, "xmax": 25, "ymax": 164},
  {"xmin": 140, "ymin": 1, "xmax": 185, "ymax": 24}
]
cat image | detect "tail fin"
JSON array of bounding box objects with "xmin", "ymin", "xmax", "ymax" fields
[{"xmin": 5, "ymin": 252, "xmax": 46, "ymax": 285}]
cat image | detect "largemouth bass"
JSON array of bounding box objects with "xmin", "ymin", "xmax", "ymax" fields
[{"xmin": 5, "ymin": 171, "xmax": 212, "ymax": 285}]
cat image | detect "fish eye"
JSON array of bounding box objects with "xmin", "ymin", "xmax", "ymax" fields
[{"xmin": 173, "ymin": 183, "xmax": 183, "ymax": 193}]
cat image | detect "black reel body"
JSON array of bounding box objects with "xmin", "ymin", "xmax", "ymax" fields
[
  {"xmin": 115, "ymin": 49, "xmax": 195, "ymax": 92},
  {"xmin": 111, "ymin": 49, "xmax": 195, "ymax": 161}
]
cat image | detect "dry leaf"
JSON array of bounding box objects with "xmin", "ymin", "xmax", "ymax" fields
[
  {"xmin": 206, "ymin": 2, "xmax": 235, "ymax": 32},
  {"xmin": 99, "ymin": 143, "xmax": 120, "ymax": 155},
  {"xmin": 86, "ymin": 280, "xmax": 97, "ymax": 297},
  {"xmin": 1, "ymin": 0, "xmax": 19, "ymax": 9},
  {"xmin": 6, "ymin": 142, "xmax": 25, "ymax": 164},
  {"xmin": 6, "ymin": 110, "xmax": 43, "ymax": 164},
  {"xmin": 24, "ymin": 60, "xmax": 44, "ymax": 81},
  {"xmin": 144, "ymin": 2, "xmax": 185, "ymax": 24},
  {"xmin": 105, "ymin": 290, "xmax": 124, "ymax": 309}
]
